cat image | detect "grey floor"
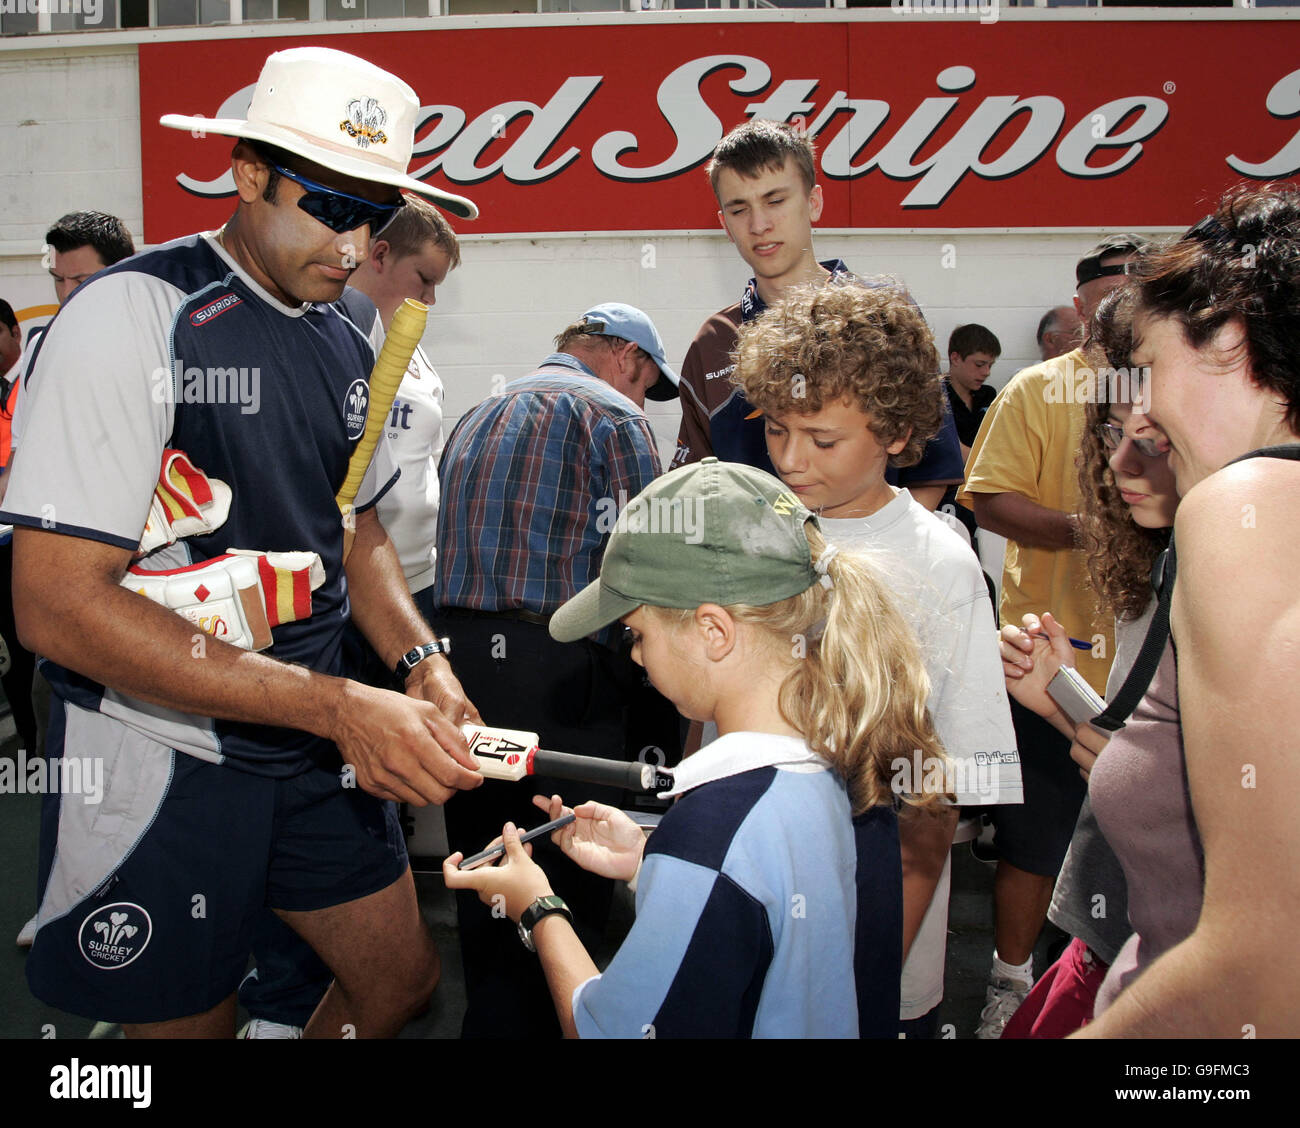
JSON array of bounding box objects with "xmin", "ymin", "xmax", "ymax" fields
[{"xmin": 0, "ymin": 711, "xmax": 1062, "ymax": 1039}]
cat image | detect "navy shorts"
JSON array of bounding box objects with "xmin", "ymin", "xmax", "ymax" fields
[
  {"xmin": 26, "ymin": 701, "xmax": 407, "ymax": 1025},
  {"xmin": 985, "ymin": 698, "xmax": 1087, "ymax": 877}
]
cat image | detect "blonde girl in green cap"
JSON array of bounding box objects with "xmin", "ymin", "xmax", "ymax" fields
[{"xmin": 445, "ymin": 457, "xmax": 952, "ymax": 1038}]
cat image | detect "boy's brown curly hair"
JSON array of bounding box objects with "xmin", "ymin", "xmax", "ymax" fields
[{"xmin": 733, "ymin": 280, "xmax": 943, "ymax": 468}]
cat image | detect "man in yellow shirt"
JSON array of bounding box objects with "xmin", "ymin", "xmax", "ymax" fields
[{"xmin": 958, "ymin": 235, "xmax": 1148, "ymax": 1037}]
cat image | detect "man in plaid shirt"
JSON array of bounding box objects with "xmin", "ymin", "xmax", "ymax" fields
[{"xmin": 434, "ymin": 302, "xmax": 677, "ymax": 1038}]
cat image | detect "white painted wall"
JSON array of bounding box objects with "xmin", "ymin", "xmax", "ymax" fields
[
  {"xmin": 0, "ymin": 38, "xmax": 1167, "ymax": 466},
  {"xmin": 430, "ymin": 229, "xmax": 1147, "ymax": 466},
  {"xmin": 0, "ymin": 48, "xmax": 142, "ymax": 260}
]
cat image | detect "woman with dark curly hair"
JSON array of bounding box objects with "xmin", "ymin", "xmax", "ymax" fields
[
  {"xmin": 996, "ymin": 284, "xmax": 1178, "ymax": 1036},
  {"xmin": 1071, "ymin": 184, "xmax": 1300, "ymax": 1037}
]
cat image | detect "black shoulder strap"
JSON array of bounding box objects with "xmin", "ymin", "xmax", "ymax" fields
[
  {"xmin": 1090, "ymin": 543, "xmax": 1175, "ymax": 732},
  {"xmin": 1227, "ymin": 443, "xmax": 1300, "ymax": 464},
  {"xmin": 1087, "ymin": 443, "xmax": 1300, "ymax": 732}
]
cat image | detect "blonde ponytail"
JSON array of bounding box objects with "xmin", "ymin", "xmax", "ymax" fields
[{"xmin": 722, "ymin": 526, "xmax": 952, "ymax": 815}]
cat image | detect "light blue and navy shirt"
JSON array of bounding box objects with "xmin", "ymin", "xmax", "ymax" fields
[
  {"xmin": 0, "ymin": 233, "xmax": 397, "ymax": 778},
  {"xmin": 572, "ymin": 732, "xmax": 903, "ymax": 1039},
  {"xmin": 434, "ymin": 352, "xmax": 660, "ymax": 634}
]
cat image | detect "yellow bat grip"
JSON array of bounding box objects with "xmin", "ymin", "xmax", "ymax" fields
[{"xmin": 336, "ymin": 298, "xmax": 428, "ymax": 517}]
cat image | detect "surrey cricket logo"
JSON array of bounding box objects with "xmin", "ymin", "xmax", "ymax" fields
[
  {"xmin": 78, "ymin": 902, "xmax": 152, "ymax": 970},
  {"xmin": 344, "ymin": 378, "xmax": 369, "ymax": 441},
  {"xmin": 341, "ymin": 97, "xmax": 389, "ymax": 149}
]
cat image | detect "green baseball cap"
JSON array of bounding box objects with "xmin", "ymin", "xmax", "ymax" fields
[{"xmin": 550, "ymin": 457, "xmax": 820, "ymax": 643}]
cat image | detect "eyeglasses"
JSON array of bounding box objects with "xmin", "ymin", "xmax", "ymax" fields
[
  {"xmin": 1096, "ymin": 422, "xmax": 1168, "ymax": 459},
  {"xmin": 271, "ymin": 163, "xmax": 404, "ymax": 236}
]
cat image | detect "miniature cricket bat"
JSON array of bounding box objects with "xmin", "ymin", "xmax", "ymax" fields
[{"xmin": 461, "ymin": 723, "xmax": 669, "ymax": 793}]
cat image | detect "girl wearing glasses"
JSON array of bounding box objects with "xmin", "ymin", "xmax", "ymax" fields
[{"xmin": 994, "ymin": 286, "xmax": 1178, "ymax": 1037}]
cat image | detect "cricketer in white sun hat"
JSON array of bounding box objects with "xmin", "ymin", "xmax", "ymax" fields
[{"xmin": 160, "ymin": 46, "xmax": 478, "ymax": 221}]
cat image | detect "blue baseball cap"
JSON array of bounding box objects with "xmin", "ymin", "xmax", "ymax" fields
[{"xmin": 579, "ymin": 302, "xmax": 679, "ymax": 402}]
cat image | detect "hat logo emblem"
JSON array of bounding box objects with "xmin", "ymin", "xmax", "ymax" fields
[
  {"xmin": 771, "ymin": 492, "xmax": 799, "ymax": 516},
  {"xmin": 340, "ymin": 97, "xmax": 389, "ymax": 149}
]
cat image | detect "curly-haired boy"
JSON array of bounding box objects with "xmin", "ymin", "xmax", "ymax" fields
[{"xmin": 734, "ymin": 279, "xmax": 1022, "ymax": 1038}]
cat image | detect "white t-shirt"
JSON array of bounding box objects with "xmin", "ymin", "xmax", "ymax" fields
[
  {"xmin": 8, "ymin": 329, "xmax": 42, "ymax": 456},
  {"xmin": 376, "ymin": 346, "xmax": 443, "ymax": 595},
  {"xmin": 821, "ymin": 487, "xmax": 1021, "ymax": 1022}
]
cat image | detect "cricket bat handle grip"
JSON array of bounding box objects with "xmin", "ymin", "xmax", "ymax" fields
[
  {"xmin": 530, "ymin": 748, "xmax": 659, "ymax": 793},
  {"xmin": 460, "ymin": 723, "xmax": 668, "ymax": 792},
  {"xmin": 336, "ymin": 298, "xmax": 427, "ymax": 514}
]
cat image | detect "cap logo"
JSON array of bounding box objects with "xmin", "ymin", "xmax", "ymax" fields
[
  {"xmin": 340, "ymin": 97, "xmax": 389, "ymax": 149},
  {"xmin": 771, "ymin": 492, "xmax": 800, "ymax": 516}
]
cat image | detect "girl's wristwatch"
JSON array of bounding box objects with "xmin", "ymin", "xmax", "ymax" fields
[{"xmin": 517, "ymin": 894, "xmax": 572, "ymax": 952}]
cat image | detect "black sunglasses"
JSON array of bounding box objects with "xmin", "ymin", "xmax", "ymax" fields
[{"xmin": 271, "ymin": 163, "xmax": 404, "ymax": 236}]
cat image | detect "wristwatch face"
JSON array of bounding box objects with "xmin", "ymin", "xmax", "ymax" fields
[{"xmin": 396, "ymin": 638, "xmax": 450, "ymax": 679}]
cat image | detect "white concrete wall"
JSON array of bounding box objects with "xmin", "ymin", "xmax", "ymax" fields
[
  {"xmin": 430, "ymin": 230, "xmax": 1135, "ymax": 466},
  {"xmin": 0, "ymin": 39, "xmax": 1163, "ymax": 466},
  {"xmin": 0, "ymin": 47, "xmax": 142, "ymax": 267}
]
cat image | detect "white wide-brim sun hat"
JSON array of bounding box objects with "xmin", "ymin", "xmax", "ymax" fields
[{"xmin": 160, "ymin": 46, "xmax": 478, "ymax": 221}]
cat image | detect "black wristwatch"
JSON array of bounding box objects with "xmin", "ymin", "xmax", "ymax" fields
[
  {"xmin": 517, "ymin": 895, "xmax": 572, "ymax": 953},
  {"xmin": 394, "ymin": 638, "xmax": 452, "ymax": 681}
]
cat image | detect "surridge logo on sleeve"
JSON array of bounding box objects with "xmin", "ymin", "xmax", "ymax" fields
[
  {"xmin": 78, "ymin": 902, "xmax": 152, "ymax": 970},
  {"xmin": 344, "ymin": 378, "xmax": 369, "ymax": 440},
  {"xmin": 189, "ymin": 293, "xmax": 243, "ymax": 327}
]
